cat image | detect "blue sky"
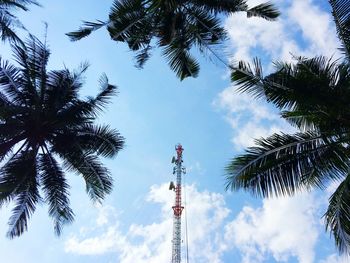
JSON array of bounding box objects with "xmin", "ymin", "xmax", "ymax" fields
[{"xmin": 0, "ymin": 0, "xmax": 348, "ymax": 262}]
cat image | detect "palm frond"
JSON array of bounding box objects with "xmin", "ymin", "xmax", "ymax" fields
[
  {"xmin": 325, "ymin": 175, "xmax": 350, "ymax": 254},
  {"xmin": 7, "ymin": 183, "xmax": 39, "ymax": 238},
  {"xmin": 44, "ymin": 68, "xmax": 82, "ymax": 111},
  {"xmin": 0, "ymin": 57, "xmax": 27, "ymax": 105},
  {"xmin": 232, "ymin": 56, "xmax": 350, "ymax": 117},
  {"xmin": 0, "ymin": 0, "xmax": 39, "ymax": 44},
  {"xmin": 43, "ymin": 62, "xmax": 89, "ymax": 114},
  {"xmin": 226, "ymin": 132, "xmax": 349, "ymax": 197},
  {"xmin": 246, "ymin": 2, "xmax": 280, "ymax": 21},
  {"xmin": 191, "ymin": 0, "xmax": 248, "ymax": 14},
  {"xmin": 109, "ymin": 0, "xmax": 145, "ymax": 21},
  {"xmin": 0, "ymin": 11, "xmax": 23, "ymax": 44},
  {"xmin": 63, "ymin": 152, "xmax": 113, "ymax": 202},
  {"xmin": 281, "ymin": 110, "xmax": 318, "ymax": 131},
  {"xmin": 39, "ymin": 152, "xmax": 74, "ymax": 236},
  {"xmin": 329, "ymin": 0, "xmax": 350, "ymax": 59},
  {"xmin": 52, "ymin": 86, "xmax": 106, "ymax": 129},
  {"xmin": 0, "ymin": 145, "xmax": 32, "ymax": 206},
  {"xmin": 22, "ymin": 35, "xmax": 50, "ymax": 100},
  {"xmin": 162, "ymin": 42, "xmax": 200, "ymax": 80},
  {"xmin": 0, "ymin": 134, "xmax": 26, "ymax": 163},
  {"xmin": 187, "ymin": 6, "xmax": 227, "ymax": 44},
  {"xmin": 231, "ymin": 58, "xmax": 266, "ymax": 99},
  {"xmin": 4, "ymin": 149, "xmax": 40, "ymax": 238},
  {"xmin": 66, "ymin": 20, "xmax": 107, "ymax": 41},
  {"xmin": 77, "ymin": 124, "xmax": 125, "ymax": 158},
  {"xmin": 0, "ymin": 0, "xmax": 40, "ymax": 11},
  {"xmin": 85, "ymin": 74, "xmax": 118, "ymax": 116},
  {"xmin": 107, "ymin": 0, "xmax": 148, "ymax": 43},
  {"xmin": 156, "ymin": 10, "xmax": 181, "ymax": 46},
  {"xmin": 135, "ymin": 44, "xmax": 152, "ymax": 68}
]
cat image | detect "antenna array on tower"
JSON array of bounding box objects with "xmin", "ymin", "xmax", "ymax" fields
[{"xmin": 170, "ymin": 144, "xmax": 185, "ymax": 263}]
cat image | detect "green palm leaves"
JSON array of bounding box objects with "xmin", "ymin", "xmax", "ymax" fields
[
  {"xmin": 227, "ymin": 0, "xmax": 350, "ymax": 254},
  {"xmin": 0, "ymin": 0, "xmax": 39, "ymax": 43},
  {"xmin": 67, "ymin": 0, "xmax": 280, "ymax": 80},
  {"xmin": 0, "ymin": 36, "xmax": 124, "ymax": 238}
]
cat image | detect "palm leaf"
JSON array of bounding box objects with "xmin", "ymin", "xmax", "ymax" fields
[
  {"xmin": 86, "ymin": 74, "xmax": 118, "ymax": 115},
  {"xmin": 232, "ymin": 56, "xmax": 350, "ymax": 115},
  {"xmin": 162, "ymin": 42, "xmax": 200, "ymax": 80},
  {"xmin": 5, "ymin": 149, "xmax": 40, "ymax": 238},
  {"xmin": 63, "ymin": 152, "xmax": 113, "ymax": 202},
  {"xmin": 187, "ymin": 6, "xmax": 227, "ymax": 44},
  {"xmin": 135, "ymin": 44, "xmax": 152, "ymax": 68},
  {"xmin": 0, "ymin": 11, "xmax": 23, "ymax": 44},
  {"xmin": 329, "ymin": 0, "xmax": 350, "ymax": 59},
  {"xmin": 66, "ymin": 20, "xmax": 107, "ymax": 41},
  {"xmin": 281, "ymin": 110, "xmax": 319, "ymax": 131},
  {"xmin": 39, "ymin": 152, "xmax": 74, "ymax": 236},
  {"xmin": 107, "ymin": 0, "xmax": 148, "ymax": 43},
  {"xmin": 77, "ymin": 124, "xmax": 125, "ymax": 158},
  {"xmin": 0, "ymin": 57, "xmax": 28, "ymax": 105},
  {"xmin": 109, "ymin": 0, "xmax": 145, "ymax": 21},
  {"xmin": 0, "ymin": 0, "xmax": 39, "ymax": 44},
  {"xmin": 246, "ymin": 2, "xmax": 280, "ymax": 21},
  {"xmin": 191, "ymin": 0, "xmax": 248, "ymax": 14},
  {"xmin": 226, "ymin": 132, "xmax": 349, "ymax": 197},
  {"xmin": 231, "ymin": 58, "xmax": 266, "ymax": 99},
  {"xmin": 0, "ymin": 0, "xmax": 40, "ymax": 11},
  {"xmin": 325, "ymin": 174, "xmax": 350, "ymax": 254}
]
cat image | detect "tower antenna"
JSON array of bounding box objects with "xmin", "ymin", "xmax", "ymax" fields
[{"xmin": 169, "ymin": 144, "xmax": 186, "ymax": 263}]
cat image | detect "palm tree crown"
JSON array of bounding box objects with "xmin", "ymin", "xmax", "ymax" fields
[
  {"xmin": 0, "ymin": 36, "xmax": 124, "ymax": 238},
  {"xmin": 227, "ymin": 0, "xmax": 350, "ymax": 255},
  {"xmin": 67, "ymin": 0, "xmax": 279, "ymax": 80},
  {"xmin": 0, "ymin": 0, "xmax": 39, "ymax": 44}
]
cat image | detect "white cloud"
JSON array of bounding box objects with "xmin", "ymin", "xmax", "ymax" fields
[
  {"xmin": 231, "ymin": 121, "xmax": 284, "ymax": 149},
  {"xmin": 213, "ymin": 85, "xmax": 293, "ymax": 149},
  {"xmin": 65, "ymin": 226, "xmax": 127, "ymax": 255},
  {"xmin": 226, "ymin": 0, "xmax": 340, "ymax": 63},
  {"xmin": 225, "ymin": 193, "xmax": 321, "ymax": 263},
  {"xmin": 96, "ymin": 205, "xmax": 119, "ymax": 227},
  {"xmin": 187, "ymin": 161, "xmax": 206, "ymax": 176},
  {"xmin": 64, "ymin": 184, "xmax": 328, "ymax": 263},
  {"xmin": 287, "ymin": 0, "xmax": 339, "ymax": 58},
  {"xmin": 65, "ymin": 184, "xmax": 230, "ymax": 263},
  {"xmin": 319, "ymin": 254, "xmax": 348, "ymax": 263}
]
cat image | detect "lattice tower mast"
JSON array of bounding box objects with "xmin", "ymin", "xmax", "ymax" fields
[{"xmin": 169, "ymin": 144, "xmax": 186, "ymax": 263}]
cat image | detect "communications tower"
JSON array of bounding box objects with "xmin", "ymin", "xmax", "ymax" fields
[{"xmin": 169, "ymin": 144, "xmax": 186, "ymax": 263}]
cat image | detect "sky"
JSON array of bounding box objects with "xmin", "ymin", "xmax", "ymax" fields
[{"xmin": 0, "ymin": 0, "xmax": 348, "ymax": 262}]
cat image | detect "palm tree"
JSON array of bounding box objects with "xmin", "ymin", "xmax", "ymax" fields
[
  {"xmin": 67, "ymin": 0, "xmax": 280, "ymax": 80},
  {"xmin": 226, "ymin": 0, "xmax": 350, "ymax": 254},
  {"xmin": 0, "ymin": 0, "xmax": 39, "ymax": 44},
  {"xmin": 0, "ymin": 36, "xmax": 124, "ymax": 238}
]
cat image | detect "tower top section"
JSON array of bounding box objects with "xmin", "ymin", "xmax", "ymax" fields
[{"xmin": 175, "ymin": 144, "xmax": 184, "ymax": 161}]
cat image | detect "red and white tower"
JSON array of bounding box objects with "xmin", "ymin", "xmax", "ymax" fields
[{"xmin": 169, "ymin": 144, "xmax": 186, "ymax": 263}]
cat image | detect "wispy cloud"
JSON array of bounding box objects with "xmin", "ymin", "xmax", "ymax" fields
[
  {"xmin": 65, "ymin": 184, "xmax": 230, "ymax": 263},
  {"xmin": 64, "ymin": 184, "xmax": 329, "ymax": 263},
  {"xmin": 319, "ymin": 254, "xmax": 349, "ymax": 263},
  {"xmin": 213, "ymin": 85, "xmax": 294, "ymax": 149},
  {"xmin": 225, "ymin": 193, "xmax": 321, "ymax": 263},
  {"xmin": 226, "ymin": 0, "xmax": 339, "ymax": 63}
]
